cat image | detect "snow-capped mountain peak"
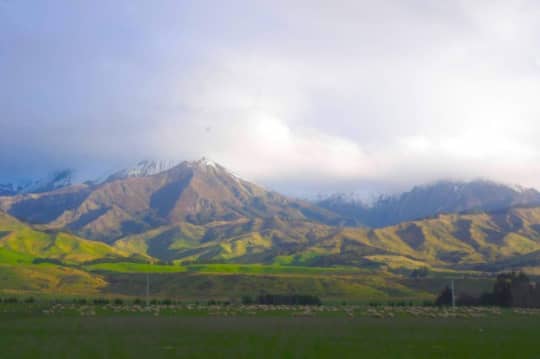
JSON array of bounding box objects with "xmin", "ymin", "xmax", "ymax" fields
[
  {"xmin": 106, "ymin": 160, "xmax": 178, "ymax": 182},
  {"xmin": 25, "ymin": 169, "xmax": 73, "ymax": 193},
  {"xmin": 0, "ymin": 169, "xmax": 74, "ymax": 196},
  {"xmin": 196, "ymin": 157, "xmax": 218, "ymax": 168}
]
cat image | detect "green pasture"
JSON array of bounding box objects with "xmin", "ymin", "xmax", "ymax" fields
[{"xmin": 0, "ymin": 304, "xmax": 539, "ymax": 358}]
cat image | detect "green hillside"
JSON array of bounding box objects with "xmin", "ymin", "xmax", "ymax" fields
[
  {"xmin": 0, "ymin": 211, "xmax": 134, "ymax": 265},
  {"xmin": 109, "ymin": 207, "xmax": 540, "ymax": 274},
  {"xmin": 0, "ymin": 211, "xmax": 137, "ymax": 296},
  {"xmin": 0, "ymin": 263, "xmax": 106, "ymax": 296}
]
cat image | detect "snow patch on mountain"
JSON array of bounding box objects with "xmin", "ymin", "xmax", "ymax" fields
[
  {"xmin": 315, "ymin": 190, "xmax": 381, "ymax": 207},
  {"xmin": 106, "ymin": 160, "xmax": 178, "ymax": 182}
]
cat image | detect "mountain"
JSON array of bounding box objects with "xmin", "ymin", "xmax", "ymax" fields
[
  {"xmin": 5, "ymin": 168, "xmax": 540, "ymax": 298},
  {"xmin": 317, "ymin": 180, "xmax": 540, "ymax": 227},
  {"xmin": 5, "ymin": 197, "xmax": 540, "ymax": 274},
  {"xmin": 0, "ymin": 159, "xmax": 339, "ymax": 242},
  {"xmin": 5, "ymin": 161, "xmax": 540, "ymax": 273},
  {"xmin": 0, "ymin": 169, "xmax": 73, "ymax": 196}
]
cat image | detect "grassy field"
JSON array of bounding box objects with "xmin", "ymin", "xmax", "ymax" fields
[
  {"xmin": 84, "ymin": 262, "xmax": 366, "ymax": 275},
  {"xmin": 80, "ymin": 262, "xmax": 421, "ymax": 302},
  {"xmin": 100, "ymin": 271, "xmax": 431, "ymax": 302},
  {"xmin": 1, "ymin": 303, "xmax": 539, "ymax": 358},
  {"xmin": 84, "ymin": 262, "xmax": 188, "ymax": 273},
  {"xmin": 2, "ymin": 261, "xmax": 499, "ymax": 304}
]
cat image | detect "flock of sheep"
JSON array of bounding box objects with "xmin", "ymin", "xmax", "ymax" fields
[{"xmin": 31, "ymin": 303, "xmax": 540, "ymax": 319}]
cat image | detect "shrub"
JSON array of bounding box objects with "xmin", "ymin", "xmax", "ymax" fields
[
  {"xmin": 255, "ymin": 294, "xmax": 321, "ymax": 306},
  {"xmin": 93, "ymin": 298, "xmax": 110, "ymax": 305}
]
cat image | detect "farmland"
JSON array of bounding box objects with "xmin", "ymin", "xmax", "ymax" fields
[
  {"xmin": 1, "ymin": 302, "xmax": 540, "ymax": 358},
  {"xmin": 3, "ymin": 260, "xmax": 497, "ymax": 302}
]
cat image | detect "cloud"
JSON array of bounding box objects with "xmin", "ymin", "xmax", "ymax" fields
[{"xmin": 2, "ymin": 1, "xmax": 540, "ymax": 195}]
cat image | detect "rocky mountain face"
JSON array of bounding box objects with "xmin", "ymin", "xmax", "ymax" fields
[
  {"xmin": 317, "ymin": 180, "xmax": 540, "ymax": 227},
  {"xmin": 0, "ymin": 159, "xmax": 339, "ymax": 242}
]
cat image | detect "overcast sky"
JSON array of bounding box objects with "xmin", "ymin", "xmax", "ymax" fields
[{"xmin": 2, "ymin": 1, "xmax": 540, "ymax": 196}]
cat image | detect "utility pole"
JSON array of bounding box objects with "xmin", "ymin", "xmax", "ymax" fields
[
  {"xmin": 451, "ymin": 279, "xmax": 455, "ymax": 309},
  {"xmin": 146, "ymin": 262, "xmax": 150, "ymax": 306}
]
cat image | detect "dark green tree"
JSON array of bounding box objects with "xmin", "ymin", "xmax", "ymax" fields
[{"xmin": 435, "ymin": 286, "xmax": 452, "ymax": 306}]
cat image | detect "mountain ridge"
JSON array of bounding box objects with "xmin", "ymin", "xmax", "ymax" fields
[{"xmin": 317, "ymin": 179, "xmax": 540, "ymax": 227}]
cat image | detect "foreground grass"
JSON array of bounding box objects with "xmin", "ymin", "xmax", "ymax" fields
[{"xmin": 1, "ymin": 308, "xmax": 539, "ymax": 358}]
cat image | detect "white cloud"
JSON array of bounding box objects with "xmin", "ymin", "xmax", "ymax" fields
[{"xmin": 3, "ymin": 1, "xmax": 540, "ymax": 195}]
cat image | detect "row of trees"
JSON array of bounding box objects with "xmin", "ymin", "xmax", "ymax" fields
[{"xmin": 436, "ymin": 271, "xmax": 540, "ymax": 307}]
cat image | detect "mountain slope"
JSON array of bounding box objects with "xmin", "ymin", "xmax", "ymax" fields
[
  {"xmin": 318, "ymin": 180, "xmax": 540, "ymax": 227},
  {"xmin": 0, "ymin": 211, "xmax": 134, "ymax": 264}
]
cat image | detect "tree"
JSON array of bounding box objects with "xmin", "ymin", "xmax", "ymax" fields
[
  {"xmin": 493, "ymin": 274, "xmax": 513, "ymax": 307},
  {"xmin": 435, "ymin": 286, "xmax": 452, "ymax": 306}
]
